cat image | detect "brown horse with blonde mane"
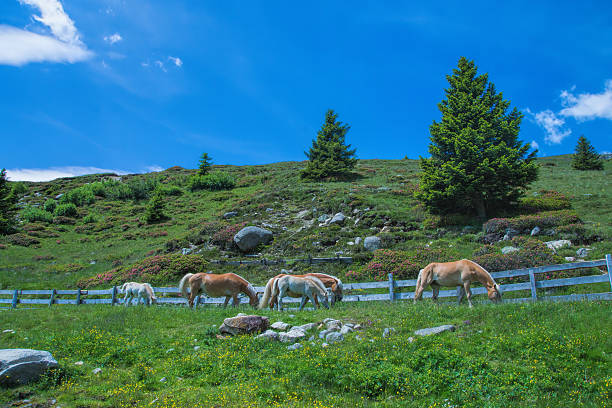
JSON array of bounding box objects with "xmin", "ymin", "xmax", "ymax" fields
[
  {"xmin": 259, "ymin": 272, "xmax": 343, "ymax": 310},
  {"xmin": 178, "ymin": 272, "xmax": 259, "ymax": 308},
  {"xmin": 414, "ymin": 259, "xmax": 502, "ymax": 307}
]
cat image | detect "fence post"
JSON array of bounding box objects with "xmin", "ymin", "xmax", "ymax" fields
[
  {"xmin": 11, "ymin": 290, "xmax": 18, "ymax": 309},
  {"xmin": 529, "ymin": 269, "xmax": 537, "ymax": 301},
  {"xmin": 111, "ymin": 286, "xmax": 117, "ymax": 306},
  {"xmin": 76, "ymin": 289, "xmax": 81, "ymax": 306},
  {"xmin": 606, "ymin": 254, "xmax": 612, "ymax": 291},
  {"xmin": 49, "ymin": 289, "xmax": 56, "ymax": 307},
  {"xmin": 388, "ymin": 273, "xmax": 395, "ymax": 302}
]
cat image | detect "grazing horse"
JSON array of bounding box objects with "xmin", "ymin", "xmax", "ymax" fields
[
  {"xmin": 259, "ymin": 272, "xmax": 343, "ymax": 310},
  {"xmin": 178, "ymin": 272, "xmax": 259, "ymax": 309},
  {"xmin": 414, "ymin": 259, "xmax": 502, "ymax": 307},
  {"xmin": 270, "ymin": 275, "xmax": 330, "ymax": 311},
  {"xmin": 120, "ymin": 282, "xmax": 157, "ymax": 306}
]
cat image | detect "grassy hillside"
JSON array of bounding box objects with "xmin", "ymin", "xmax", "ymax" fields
[{"xmin": 1, "ymin": 156, "xmax": 611, "ymax": 291}]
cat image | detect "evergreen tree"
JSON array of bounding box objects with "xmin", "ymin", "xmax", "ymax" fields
[
  {"xmin": 416, "ymin": 57, "xmax": 538, "ymax": 218},
  {"xmin": 572, "ymin": 135, "xmax": 603, "ymax": 170},
  {"xmin": 301, "ymin": 109, "xmax": 357, "ymax": 180},
  {"xmin": 197, "ymin": 153, "xmax": 213, "ymax": 176},
  {"xmin": 0, "ymin": 168, "xmax": 18, "ymax": 235},
  {"xmin": 145, "ymin": 187, "xmax": 167, "ymax": 224}
]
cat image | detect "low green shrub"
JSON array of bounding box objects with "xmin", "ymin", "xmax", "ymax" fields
[
  {"xmin": 484, "ymin": 210, "xmax": 581, "ymax": 235},
  {"xmin": 7, "ymin": 233, "xmax": 40, "ymax": 247},
  {"xmin": 10, "ymin": 182, "xmax": 28, "ymax": 195},
  {"xmin": 43, "ymin": 199, "xmax": 57, "ymax": 213},
  {"xmin": 53, "ymin": 216, "xmax": 76, "ymax": 225},
  {"xmin": 77, "ymin": 254, "xmax": 208, "ymax": 288},
  {"xmin": 54, "ymin": 203, "xmax": 78, "ymax": 218},
  {"xmin": 60, "ymin": 186, "xmax": 95, "ymax": 206},
  {"xmin": 82, "ymin": 213, "xmax": 98, "ymax": 224},
  {"xmin": 188, "ymin": 172, "xmax": 236, "ymax": 191},
  {"xmin": 21, "ymin": 206, "xmax": 53, "ymax": 223},
  {"xmin": 519, "ymin": 190, "xmax": 572, "ymax": 212},
  {"xmin": 211, "ymin": 222, "xmax": 248, "ymax": 249},
  {"xmin": 159, "ymin": 184, "xmax": 184, "ymax": 196}
]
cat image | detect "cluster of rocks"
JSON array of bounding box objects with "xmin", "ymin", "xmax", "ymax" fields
[{"xmin": 258, "ymin": 318, "xmax": 362, "ymax": 350}]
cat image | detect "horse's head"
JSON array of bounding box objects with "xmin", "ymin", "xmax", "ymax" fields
[
  {"xmin": 487, "ymin": 283, "xmax": 502, "ymax": 303},
  {"xmin": 247, "ymin": 284, "xmax": 259, "ymax": 308},
  {"xmin": 320, "ymin": 294, "xmax": 330, "ymax": 310}
]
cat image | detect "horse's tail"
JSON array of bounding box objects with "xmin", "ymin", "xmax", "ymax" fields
[
  {"xmin": 258, "ymin": 277, "xmax": 275, "ymax": 309},
  {"xmin": 120, "ymin": 282, "xmax": 129, "ymax": 292},
  {"xmin": 178, "ymin": 273, "xmax": 194, "ymax": 299}
]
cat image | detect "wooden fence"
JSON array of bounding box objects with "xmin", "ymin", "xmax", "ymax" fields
[
  {"xmin": 2, "ymin": 255, "xmax": 611, "ymax": 308},
  {"xmin": 209, "ymin": 255, "xmax": 353, "ymax": 266}
]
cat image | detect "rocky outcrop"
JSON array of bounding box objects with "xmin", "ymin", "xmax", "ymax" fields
[
  {"xmin": 219, "ymin": 315, "xmax": 270, "ymax": 336},
  {"xmin": 0, "ymin": 349, "xmax": 58, "ymax": 386}
]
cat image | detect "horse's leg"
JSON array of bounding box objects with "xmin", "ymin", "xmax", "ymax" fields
[
  {"xmin": 457, "ymin": 286, "xmax": 465, "ymax": 305},
  {"xmin": 123, "ymin": 292, "xmax": 130, "ymax": 307},
  {"xmin": 463, "ymin": 282, "xmax": 473, "ymax": 308},
  {"xmin": 299, "ymin": 296, "xmax": 308, "ymax": 311},
  {"xmin": 431, "ymin": 283, "xmax": 440, "ymax": 302},
  {"xmin": 222, "ymin": 296, "xmax": 231, "ymax": 308},
  {"xmin": 232, "ymin": 295, "xmax": 240, "ymax": 307}
]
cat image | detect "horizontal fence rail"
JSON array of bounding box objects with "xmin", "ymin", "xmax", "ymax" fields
[
  {"xmin": 208, "ymin": 255, "xmax": 353, "ymax": 266},
  {"xmin": 2, "ymin": 255, "xmax": 611, "ymax": 308}
]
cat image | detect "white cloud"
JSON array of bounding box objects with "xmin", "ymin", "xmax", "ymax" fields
[
  {"xmin": 168, "ymin": 56, "xmax": 182, "ymax": 67},
  {"xmin": 0, "ymin": 0, "xmax": 91, "ymax": 66},
  {"xmin": 530, "ymin": 140, "xmax": 539, "ymax": 150},
  {"xmin": 5, "ymin": 166, "xmax": 129, "ymax": 182},
  {"xmin": 104, "ymin": 33, "xmax": 122, "ymax": 44},
  {"xmin": 0, "ymin": 25, "xmax": 92, "ymax": 65},
  {"xmin": 154, "ymin": 60, "xmax": 166, "ymax": 72},
  {"xmin": 146, "ymin": 165, "xmax": 164, "ymax": 172},
  {"xmin": 559, "ymin": 80, "xmax": 612, "ymax": 121},
  {"xmin": 526, "ymin": 108, "xmax": 572, "ymax": 144}
]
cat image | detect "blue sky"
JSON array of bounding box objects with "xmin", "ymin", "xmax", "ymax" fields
[{"xmin": 1, "ymin": 0, "xmax": 611, "ymax": 181}]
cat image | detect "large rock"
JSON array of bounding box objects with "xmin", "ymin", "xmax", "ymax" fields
[
  {"xmin": 0, "ymin": 349, "xmax": 58, "ymax": 386},
  {"xmin": 325, "ymin": 319, "xmax": 343, "ymax": 331},
  {"xmin": 219, "ymin": 315, "xmax": 270, "ymax": 336},
  {"xmin": 545, "ymin": 240, "xmax": 572, "ymax": 252},
  {"xmin": 279, "ymin": 329, "xmax": 306, "ymax": 343},
  {"xmin": 293, "ymin": 323, "xmax": 317, "ymax": 333},
  {"xmin": 329, "ymin": 212, "xmax": 346, "ymax": 225},
  {"xmin": 364, "ymin": 236, "xmax": 381, "ymax": 251},
  {"xmin": 256, "ymin": 330, "xmax": 279, "ymax": 341},
  {"xmin": 233, "ymin": 226, "xmax": 273, "ymax": 252},
  {"xmin": 325, "ymin": 332, "xmax": 344, "ymax": 344},
  {"xmin": 271, "ymin": 321, "xmax": 291, "ymax": 331},
  {"xmin": 414, "ymin": 325, "xmax": 456, "ymax": 337}
]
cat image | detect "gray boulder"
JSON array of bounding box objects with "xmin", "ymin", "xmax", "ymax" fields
[
  {"xmin": 340, "ymin": 325, "xmax": 353, "ymax": 335},
  {"xmin": 295, "ymin": 210, "xmax": 310, "ymax": 219},
  {"xmin": 354, "ymin": 237, "xmax": 362, "ymax": 246},
  {"xmin": 530, "ymin": 226, "xmax": 541, "ymax": 236},
  {"xmin": 414, "ymin": 325, "xmax": 456, "ymax": 337},
  {"xmin": 325, "ymin": 320, "xmax": 342, "ymax": 331},
  {"xmin": 293, "ymin": 323, "xmax": 316, "ymax": 333},
  {"xmin": 545, "ymin": 240, "xmax": 572, "ymax": 252},
  {"xmin": 576, "ymin": 248, "xmax": 590, "ymax": 258},
  {"xmin": 364, "ymin": 236, "xmax": 381, "ymax": 251},
  {"xmin": 0, "ymin": 349, "xmax": 58, "ymax": 386},
  {"xmin": 256, "ymin": 330, "xmax": 279, "ymax": 341},
  {"xmin": 223, "ymin": 211, "xmax": 238, "ymax": 219},
  {"xmin": 329, "ymin": 212, "xmax": 346, "ymax": 225},
  {"xmin": 219, "ymin": 315, "xmax": 270, "ymax": 336},
  {"xmin": 317, "ymin": 214, "xmax": 329, "ymax": 223},
  {"xmin": 279, "ymin": 329, "xmax": 306, "ymax": 343},
  {"xmin": 271, "ymin": 321, "xmax": 291, "ymax": 331},
  {"xmin": 325, "ymin": 332, "xmax": 344, "ymax": 344},
  {"xmin": 503, "ymin": 228, "xmax": 520, "ymax": 241},
  {"xmin": 383, "ymin": 328, "xmax": 396, "ymax": 338},
  {"xmin": 287, "ymin": 343, "xmax": 302, "ymax": 351},
  {"xmin": 233, "ymin": 226, "xmax": 273, "ymax": 252},
  {"xmin": 319, "ymin": 329, "xmax": 330, "ymax": 339},
  {"xmin": 501, "ymin": 246, "xmax": 520, "ymax": 255}
]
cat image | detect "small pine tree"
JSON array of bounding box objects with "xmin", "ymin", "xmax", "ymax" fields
[
  {"xmin": 572, "ymin": 136, "xmax": 603, "ymax": 170},
  {"xmin": 197, "ymin": 153, "xmax": 213, "ymax": 176},
  {"xmin": 301, "ymin": 109, "xmax": 357, "ymax": 180},
  {"xmin": 0, "ymin": 168, "xmax": 18, "ymax": 235},
  {"xmin": 145, "ymin": 188, "xmax": 167, "ymax": 224},
  {"xmin": 416, "ymin": 57, "xmax": 538, "ymax": 218}
]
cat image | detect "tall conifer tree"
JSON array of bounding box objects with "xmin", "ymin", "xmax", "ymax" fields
[
  {"xmin": 571, "ymin": 136, "xmax": 603, "ymax": 170},
  {"xmin": 416, "ymin": 57, "xmax": 538, "ymax": 218},
  {"xmin": 301, "ymin": 109, "xmax": 357, "ymax": 180},
  {"xmin": 0, "ymin": 168, "xmax": 18, "ymax": 234},
  {"xmin": 197, "ymin": 153, "xmax": 213, "ymax": 176}
]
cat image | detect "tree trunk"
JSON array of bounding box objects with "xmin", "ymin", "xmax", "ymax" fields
[{"xmin": 475, "ymin": 198, "xmax": 486, "ymax": 219}]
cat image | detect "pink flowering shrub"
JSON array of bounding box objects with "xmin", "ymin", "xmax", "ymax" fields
[
  {"xmin": 211, "ymin": 222, "xmax": 248, "ymax": 249},
  {"xmin": 484, "ymin": 210, "xmax": 581, "ymax": 235},
  {"xmin": 77, "ymin": 254, "xmax": 208, "ymax": 288}
]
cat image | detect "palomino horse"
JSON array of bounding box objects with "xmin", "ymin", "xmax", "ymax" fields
[
  {"xmin": 259, "ymin": 272, "xmax": 343, "ymax": 310},
  {"xmin": 414, "ymin": 259, "xmax": 502, "ymax": 307},
  {"xmin": 120, "ymin": 282, "xmax": 157, "ymax": 306},
  {"xmin": 269, "ymin": 275, "xmax": 330, "ymax": 311},
  {"xmin": 178, "ymin": 272, "xmax": 259, "ymax": 308}
]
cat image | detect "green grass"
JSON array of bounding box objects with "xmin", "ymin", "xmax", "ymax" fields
[{"xmin": 0, "ymin": 301, "xmax": 610, "ymax": 407}]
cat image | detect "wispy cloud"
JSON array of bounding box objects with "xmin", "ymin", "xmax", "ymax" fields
[
  {"xmin": 530, "ymin": 140, "xmax": 539, "ymax": 151},
  {"xmin": 5, "ymin": 166, "xmax": 129, "ymax": 182},
  {"xmin": 168, "ymin": 56, "xmax": 182, "ymax": 67},
  {"xmin": 560, "ymin": 80, "xmax": 612, "ymax": 121},
  {"xmin": 0, "ymin": 0, "xmax": 92, "ymax": 66},
  {"xmin": 104, "ymin": 33, "xmax": 122, "ymax": 45},
  {"xmin": 525, "ymin": 108, "xmax": 572, "ymax": 144}
]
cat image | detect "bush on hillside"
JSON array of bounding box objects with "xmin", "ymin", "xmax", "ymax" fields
[
  {"xmin": 188, "ymin": 172, "xmax": 236, "ymax": 191},
  {"xmin": 77, "ymin": 254, "xmax": 208, "ymax": 288},
  {"xmin": 7, "ymin": 233, "xmax": 40, "ymax": 247},
  {"xmin": 54, "ymin": 203, "xmax": 78, "ymax": 218},
  {"xmin": 21, "ymin": 206, "xmax": 53, "ymax": 223},
  {"xmin": 60, "ymin": 186, "xmax": 96, "ymax": 206},
  {"xmin": 59, "ymin": 179, "xmax": 159, "ymax": 206},
  {"xmin": 483, "ymin": 210, "xmax": 581, "ymax": 236},
  {"xmin": 211, "ymin": 222, "xmax": 248, "ymax": 249},
  {"xmin": 346, "ymin": 247, "xmax": 457, "ymax": 281},
  {"xmin": 158, "ymin": 184, "xmax": 184, "ymax": 196},
  {"xmin": 82, "ymin": 214, "xmax": 98, "ymax": 224},
  {"xmin": 43, "ymin": 199, "xmax": 57, "ymax": 213},
  {"xmin": 518, "ymin": 190, "xmax": 571, "ymax": 212}
]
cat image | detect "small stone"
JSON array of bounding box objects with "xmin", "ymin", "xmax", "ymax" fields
[
  {"xmin": 545, "ymin": 240, "xmax": 572, "ymax": 252},
  {"xmin": 340, "ymin": 325, "xmax": 353, "ymax": 335},
  {"xmin": 271, "ymin": 321, "xmax": 291, "ymax": 331},
  {"xmin": 287, "ymin": 343, "xmax": 302, "ymax": 351},
  {"xmin": 530, "ymin": 226, "xmax": 541, "ymax": 236},
  {"xmin": 329, "ymin": 212, "xmax": 346, "ymax": 225},
  {"xmin": 383, "ymin": 328, "xmax": 396, "ymax": 338},
  {"xmin": 236, "ymin": 313, "xmax": 247, "ymax": 317},
  {"xmin": 223, "ymin": 211, "xmax": 238, "ymax": 219},
  {"xmin": 92, "ymin": 368, "xmax": 102, "ymax": 375},
  {"xmin": 279, "ymin": 329, "xmax": 306, "ymax": 343},
  {"xmin": 565, "ymin": 257, "xmax": 576, "ymax": 262},
  {"xmin": 408, "ymin": 337, "xmax": 415, "ymax": 343},
  {"xmin": 160, "ymin": 377, "xmax": 167, "ymax": 383},
  {"xmin": 308, "ymin": 335, "xmax": 315, "ymax": 341},
  {"xmin": 256, "ymin": 330, "xmax": 279, "ymax": 341},
  {"xmin": 319, "ymin": 330, "xmax": 329, "ymax": 339},
  {"xmin": 193, "ymin": 346, "xmax": 200, "ymax": 351},
  {"xmin": 364, "ymin": 236, "xmax": 381, "ymax": 251},
  {"xmin": 166, "ymin": 348, "xmax": 174, "ymax": 353},
  {"xmin": 414, "ymin": 325, "xmax": 456, "ymax": 336},
  {"xmin": 576, "ymin": 248, "xmax": 590, "ymax": 258},
  {"xmin": 288, "ymin": 314, "xmax": 295, "ymax": 319},
  {"xmin": 355, "ymin": 335, "xmax": 363, "ymax": 341},
  {"xmin": 354, "ymin": 324, "xmax": 362, "ymax": 330},
  {"xmin": 74, "ymin": 361, "xmax": 84, "ymax": 366},
  {"xmin": 325, "ymin": 320, "xmax": 342, "ymax": 331},
  {"xmin": 321, "ymin": 343, "xmax": 329, "ymax": 348},
  {"xmin": 325, "ymin": 332, "xmax": 344, "ymax": 344},
  {"xmin": 501, "ymin": 246, "xmax": 519, "ymax": 254},
  {"xmin": 2, "ymin": 329, "xmax": 15, "ymax": 334},
  {"xmin": 293, "ymin": 323, "xmax": 316, "ymax": 333}
]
